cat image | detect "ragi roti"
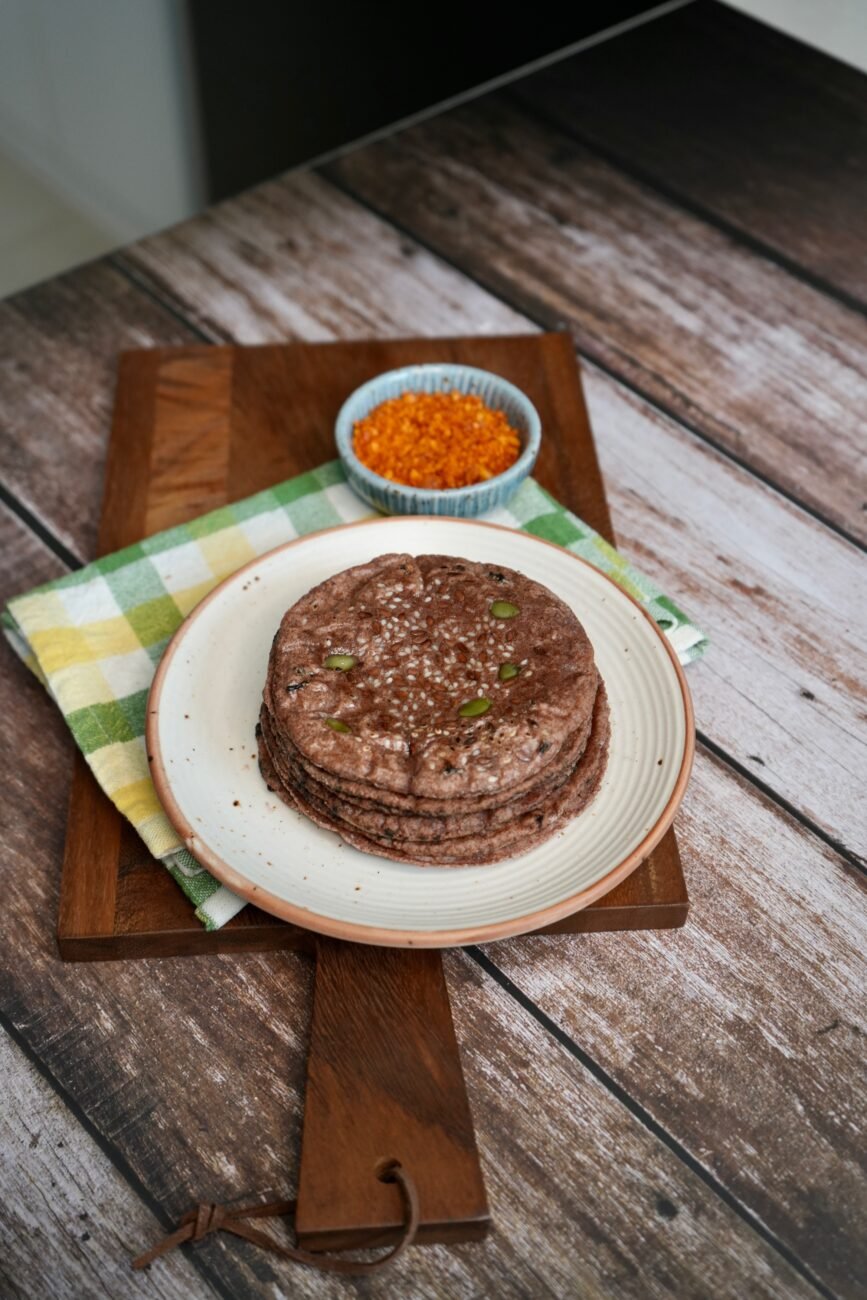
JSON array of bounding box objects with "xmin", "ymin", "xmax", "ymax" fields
[
  {"xmin": 259, "ymin": 700, "xmax": 594, "ymax": 842},
  {"xmin": 265, "ymin": 553, "xmax": 599, "ymax": 799},
  {"xmin": 258, "ymin": 684, "xmax": 610, "ymax": 866},
  {"xmin": 259, "ymin": 695, "xmax": 595, "ymax": 817}
]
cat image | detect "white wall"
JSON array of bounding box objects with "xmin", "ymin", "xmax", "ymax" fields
[
  {"xmin": 726, "ymin": 0, "xmax": 867, "ymax": 73},
  {"xmin": 0, "ymin": 0, "xmax": 863, "ymax": 257},
  {"xmin": 0, "ymin": 0, "xmax": 203, "ymax": 242}
]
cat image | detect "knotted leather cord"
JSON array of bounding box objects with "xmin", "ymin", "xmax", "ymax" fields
[{"xmin": 132, "ymin": 1167, "xmax": 419, "ymax": 1275}]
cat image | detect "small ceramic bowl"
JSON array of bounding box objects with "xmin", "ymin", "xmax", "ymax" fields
[{"xmin": 334, "ymin": 363, "xmax": 541, "ymax": 516}]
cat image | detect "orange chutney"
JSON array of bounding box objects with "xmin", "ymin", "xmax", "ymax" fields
[{"xmin": 352, "ymin": 390, "xmax": 522, "ymax": 490}]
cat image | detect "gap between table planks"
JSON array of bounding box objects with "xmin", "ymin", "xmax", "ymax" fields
[
  {"xmin": 57, "ymin": 333, "xmax": 688, "ymax": 962},
  {"xmin": 0, "ymin": 1028, "xmax": 215, "ymax": 1300},
  {"xmin": 510, "ymin": 0, "xmax": 867, "ymax": 310}
]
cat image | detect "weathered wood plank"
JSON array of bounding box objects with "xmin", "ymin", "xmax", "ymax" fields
[
  {"xmin": 116, "ymin": 170, "xmax": 527, "ymax": 345},
  {"xmin": 0, "ymin": 264, "xmax": 198, "ymax": 563},
  {"xmin": 0, "ymin": 1029, "xmax": 216, "ymax": 1300},
  {"xmin": 580, "ymin": 362, "xmax": 866, "ymax": 861},
  {"xmin": 326, "ymin": 95, "xmax": 867, "ymax": 541},
  {"xmin": 485, "ymin": 746, "xmax": 867, "ymax": 1300},
  {"xmin": 297, "ymin": 942, "xmax": 489, "ymax": 1248},
  {"xmin": 513, "ymin": 0, "xmax": 867, "ymax": 304},
  {"xmin": 444, "ymin": 954, "xmax": 819, "ymax": 1300},
  {"xmin": 1, "ymin": 507, "xmax": 824, "ymax": 1295},
  {"xmin": 111, "ymin": 175, "xmax": 867, "ymax": 852}
]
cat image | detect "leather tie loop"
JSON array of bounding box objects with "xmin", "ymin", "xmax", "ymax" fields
[
  {"xmin": 193, "ymin": 1203, "xmax": 223, "ymax": 1241},
  {"xmin": 132, "ymin": 1166, "xmax": 420, "ymax": 1276}
]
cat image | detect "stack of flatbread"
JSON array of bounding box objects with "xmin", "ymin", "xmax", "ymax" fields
[{"xmin": 258, "ymin": 553, "xmax": 609, "ymax": 866}]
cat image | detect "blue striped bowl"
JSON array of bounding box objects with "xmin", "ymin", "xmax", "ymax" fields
[{"xmin": 335, "ymin": 363, "xmax": 541, "ymax": 516}]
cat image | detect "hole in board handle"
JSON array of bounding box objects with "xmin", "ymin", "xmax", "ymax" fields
[{"xmin": 376, "ymin": 1158, "xmax": 402, "ymax": 1184}]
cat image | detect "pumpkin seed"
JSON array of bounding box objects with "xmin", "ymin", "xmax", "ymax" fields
[
  {"xmin": 490, "ymin": 600, "xmax": 519, "ymax": 619},
  {"xmin": 458, "ymin": 697, "xmax": 491, "ymax": 718},
  {"xmin": 498, "ymin": 662, "xmax": 521, "ymax": 681},
  {"xmin": 324, "ymin": 653, "xmax": 357, "ymax": 670},
  {"xmin": 325, "ymin": 718, "xmax": 352, "ymax": 733}
]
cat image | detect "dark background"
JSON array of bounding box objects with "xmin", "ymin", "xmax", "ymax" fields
[{"xmin": 188, "ymin": 0, "xmax": 654, "ymax": 200}]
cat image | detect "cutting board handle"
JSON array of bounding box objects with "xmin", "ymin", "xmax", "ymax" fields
[{"xmin": 294, "ymin": 939, "xmax": 490, "ymax": 1250}]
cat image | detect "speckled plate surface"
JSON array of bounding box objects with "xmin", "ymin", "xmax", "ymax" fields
[{"xmin": 147, "ymin": 518, "xmax": 694, "ymax": 947}]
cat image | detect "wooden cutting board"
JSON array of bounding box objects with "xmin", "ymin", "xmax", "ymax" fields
[
  {"xmin": 58, "ymin": 332, "xmax": 687, "ymax": 961},
  {"xmin": 56, "ymin": 332, "xmax": 688, "ymax": 1250}
]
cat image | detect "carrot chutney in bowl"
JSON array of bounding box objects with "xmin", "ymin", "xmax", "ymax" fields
[{"xmin": 335, "ymin": 363, "xmax": 541, "ymax": 516}]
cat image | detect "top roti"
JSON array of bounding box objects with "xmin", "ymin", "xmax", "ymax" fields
[{"xmin": 265, "ymin": 553, "xmax": 599, "ymax": 799}]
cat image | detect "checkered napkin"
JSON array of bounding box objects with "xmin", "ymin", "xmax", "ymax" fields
[{"xmin": 3, "ymin": 463, "xmax": 707, "ymax": 930}]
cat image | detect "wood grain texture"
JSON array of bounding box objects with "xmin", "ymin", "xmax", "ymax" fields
[
  {"xmin": 326, "ymin": 96, "xmax": 867, "ymax": 541},
  {"xmin": 297, "ymin": 943, "xmax": 489, "ymax": 1250},
  {"xmin": 443, "ymin": 954, "xmax": 819, "ymax": 1300},
  {"xmin": 1, "ymin": 508, "xmax": 312, "ymax": 1297},
  {"xmin": 3, "ymin": 503, "xmax": 858, "ymax": 1294},
  {"xmin": 580, "ymin": 362, "xmax": 866, "ymax": 861},
  {"xmin": 49, "ymin": 342, "xmax": 313, "ymax": 960},
  {"xmin": 146, "ymin": 351, "xmax": 234, "ymax": 534},
  {"xmin": 58, "ymin": 812, "xmax": 315, "ymax": 961},
  {"xmin": 57, "ymin": 335, "xmax": 686, "ymax": 961},
  {"xmin": 0, "ymin": 264, "xmax": 198, "ymax": 561},
  {"xmin": 513, "ymin": 0, "xmax": 867, "ymax": 304},
  {"xmin": 117, "ymin": 171, "xmax": 528, "ymax": 345},
  {"xmin": 485, "ymin": 747, "xmax": 867, "ymax": 1299},
  {"xmin": 0, "ymin": 1029, "xmax": 216, "ymax": 1300},
  {"xmin": 113, "ymin": 178, "xmax": 866, "ymax": 855},
  {"xmin": 58, "ymin": 756, "xmax": 122, "ymax": 947}
]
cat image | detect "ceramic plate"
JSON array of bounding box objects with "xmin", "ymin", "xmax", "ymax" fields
[{"xmin": 148, "ymin": 518, "xmax": 694, "ymax": 947}]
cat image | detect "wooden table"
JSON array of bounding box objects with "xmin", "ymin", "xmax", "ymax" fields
[{"xmin": 1, "ymin": 5, "xmax": 864, "ymax": 1296}]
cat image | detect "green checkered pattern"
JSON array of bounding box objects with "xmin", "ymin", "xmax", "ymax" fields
[{"xmin": 3, "ymin": 462, "xmax": 706, "ymax": 929}]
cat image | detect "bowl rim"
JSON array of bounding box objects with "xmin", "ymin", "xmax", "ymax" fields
[{"xmin": 334, "ymin": 362, "xmax": 542, "ymax": 501}]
